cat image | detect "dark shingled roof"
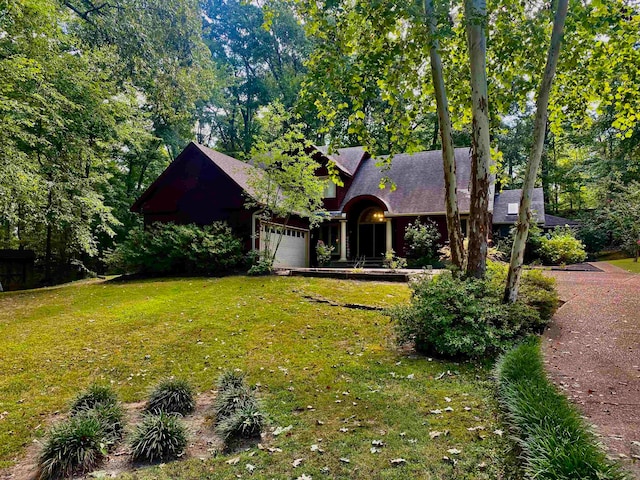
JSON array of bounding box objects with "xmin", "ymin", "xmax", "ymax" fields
[
  {"xmin": 544, "ymin": 214, "xmax": 580, "ymax": 228},
  {"xmin": 314, "ymin": 146, "xmax": 368, "ymax": 176},
  {"xmin": 339, "ymin": 148, "xmax": 474, "ymax": 214},
  {"xmin": 492, "ymin": 188, "xmax": 545, "ymax": 224},
  {"xmin": 196, "ymin": 143, "xmax": 261, "ymax": 196}
]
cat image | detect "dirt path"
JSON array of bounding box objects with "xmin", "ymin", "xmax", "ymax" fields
[{"xmin": 543, "ymin": 262, "xmax": 640, "ymax": 477}]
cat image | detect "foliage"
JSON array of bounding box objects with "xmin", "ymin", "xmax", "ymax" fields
[
  {"xmin": 488, "ymin": 262, "xmax": 559, "ymax": 323},
  {"xmin": 213, "ymin": 371, "xmax": 265, "ymax": 442},
  {"xmin": 404, "ymin": 219, "xmax": 442, "ymax": 267},
  {"xmin": 76, "ymin": 403, "xmax": 126, "ymax": 445},
  {"xmin": 107, "ymin": 222, "xmax": 244, "ymax": 276},
  {"xmin": 576, "ymin": 211, "xmax": 610, "ymax": 256},
  {"xmin": 604, "ymin": 182, "xmax": 640, "ymax": 258},
  {"xmin": 245, "ymin": 103, "xmax": 326, "ymax": 262},
  {"xmin": 315, "ymin": 240, "xmax": 334, "ymax": 266},
  {"xmin": 129, "ymin": 413, "xmax": 188, "ymax": 464},
  {"xmin": 214, "ymin": 397, "xmax": 266, "ymax": 441},
  {"xmin": 392, "ymin": 263, "xmax": 557, "ymax": 359},
  {"xmin": 146, "ymin": 379, "xmax": 195, "ymax": 416},
  {"xmin": 198, "ymin": 0, "xmax": 310, "ymax": 157},
  {"xmin": 247, "ymin": 251, "xmax": 275, "ymax": 276},
  {"xmin": 382, "ymin": 250, "xmax": 407, "ymax": 270},
  {"xmin": 495, "ymin": 339, "xmax": 629, "ymax": 480},
  {"xmin": 496, "ymin": 223, "xmax": 544, "ymax": 265},
  {"xmin": 70, "ymin": 385, "xmax": 118, "ymax": 414},
  {"xmin": 38, "ymin": 416, "xmax": 105, "ymax": 480},
  {"xmin": 538, "ymin": 227, "xmax": 587, "ymax": 265}
]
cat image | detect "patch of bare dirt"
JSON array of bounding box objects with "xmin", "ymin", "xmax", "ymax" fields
[{"xmin": 0, "ymin": 391, "xmax": 249, "ymax": 480}]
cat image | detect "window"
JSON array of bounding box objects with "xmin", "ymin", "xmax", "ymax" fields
[
  {"xmin": 507, "ymin": 203, "xmax": 519, "ymax": 215},
  {"xmin": 320, "ymin": 176, "xmax": 336, "ymax": 199}
]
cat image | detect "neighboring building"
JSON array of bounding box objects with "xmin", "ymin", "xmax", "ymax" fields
[
  {"xmin": 131, "ymin": 142, "xmax": 555, "ymax": 268},
  {"xmin": 492, "ymin": 188, "xmax": 545, "ymax": 238}
]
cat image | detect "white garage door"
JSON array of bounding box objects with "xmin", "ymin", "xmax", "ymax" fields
[{"xmin": 259, "ymin": 223, "xmax": 308, "ymax": 268}]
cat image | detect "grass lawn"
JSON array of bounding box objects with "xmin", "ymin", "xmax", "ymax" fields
[
  {"xmin": 606, "ymin": 258, "xmax": 640, "ymax": 273},
  {"xmin": 0, "ymin": 276, "xmax": 515, "ymax": 479}
]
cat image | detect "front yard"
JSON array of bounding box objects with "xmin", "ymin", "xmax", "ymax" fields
[{"xmin": 0, "ymin": 276, "xmax": 515, "ymax": 479}]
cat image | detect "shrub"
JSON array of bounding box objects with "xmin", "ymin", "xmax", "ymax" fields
[
  {"xmin": 316, "ymin": 240, "xmax": 334, "ymax": 266},
  {"xmin": 38, "ymin": 416, "xmax": 105, "ymax": 480},
  {"xmin": 129, "ymin": 413, "xmax": 188, "ymax": 463},
  {"xmin": 487, "ymin": 262, "xmax": 559, "ymax": 324},
  {"xmin": 247, "ymin": 252, "xmax": 274, "ymax": 276},
  {"xmin": 70, "ymin": 384, "xmax": 118, "ymax": 414},
  {"xmin": 216, "ymin": 370, "xmax": 246, "ymax": 392},
  {"xmin": 539, "ymin": 227, "xmax": 587, "ymax": 265},
  {"xmin": 213, "ymin": 371, "xmax": 265, "ymax": 442},
  {"xmin": 107, "ymin": 222, "xmax": 244, "ymax": 276},
  {"xmin": 391, "ymin": 263, "xmax": 558, "ymax": 359},
  {"xmin": 496, "ymin": 339, "xmax": 628, "ymax": 480},
  {"xmin": 496, "ymin": 222, "xmax": 544, "ymax": 264},
  {"xmin": 214, "ymin": 397, "xmax": 265, "ymax": 441},
  {"xmin": 382, "ymin": 249, "xmax": 407, "ymax": 270},
  {"xmin": 146, "ymin": 378, "xmax": 195, "ymax": 416},
  {"xmin": 404, "ymin": 218, "xmax": 441, "ymax": 267},
  {"xmin": 76, "ymin": 403, "xmax": 126, "ymax": 445}
]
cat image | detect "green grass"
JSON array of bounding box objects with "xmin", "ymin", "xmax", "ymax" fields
[
  {"xmin": 1, "ymin": 276, "xmax": 516, "ymax": 478},
  {"xmin": 607, "ymin": 258, "xmax": 640, "ymax": 273},
  {"xmin": 495, "ymin": 338, "xmax": 629, "ymax": 480}
]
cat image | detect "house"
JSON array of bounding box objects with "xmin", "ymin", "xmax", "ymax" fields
[{"xmin": 131, "ymin": 142, "xmax": 549, "ymax": 268}]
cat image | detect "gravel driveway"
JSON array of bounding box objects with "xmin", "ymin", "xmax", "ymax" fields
[{"xmin": 543, "ymin": 262, "xmax": 640, "ymax": 477}]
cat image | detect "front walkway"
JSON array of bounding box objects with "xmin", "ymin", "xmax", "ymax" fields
[{"xmin": 543, "ymin": 262, "xmax": 640, "ymax": 476}]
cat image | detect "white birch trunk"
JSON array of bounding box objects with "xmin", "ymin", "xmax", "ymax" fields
[
  {"xmin": 504, "ymin": 0, "xmax": 569, "ymax": 302},
  {"xmin": 424, "ymin": 0, "xmax": 465, "ymax": 269},
  {"xmin": 464, "ymin": 0, "xmax": 492, "ymax": 279}
]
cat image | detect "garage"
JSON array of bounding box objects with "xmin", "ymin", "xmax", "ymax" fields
[{"xmin": 259, "ymin": 223, "xmax": 309, "ymax": 268}]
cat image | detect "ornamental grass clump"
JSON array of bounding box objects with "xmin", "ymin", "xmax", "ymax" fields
[
  {"xmin": 496, "ymin": 339, "xmax": 629, "ymax": 480},
  {"xmin": 38, "ymin": 415, "xmax": 105, "ymax": 480},
  {"xmin": 213, "ymin": 371, "xmax": 265, "ymax": 442},
  {"xmin": 70, "ymin": 384, "xmax": 118, "ymax": 413},
  {"xmin": 78, "ymin": 403, "xmax": 125, "ymax": 444},
  {"xmin": 145, "ymin": 378, "xmax": 195, "ymax": 416},
  {"xmin": 129, "ymin": 412, "xmax": 188, "ymax": 463}
]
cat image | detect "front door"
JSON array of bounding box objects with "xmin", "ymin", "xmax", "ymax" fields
[{"xmin": 357, "ymin": 207, "xmax": 386, "ymax": 258}]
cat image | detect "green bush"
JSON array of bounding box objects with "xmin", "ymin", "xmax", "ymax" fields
[
  {"xmin": 38, "ymin": 416, "xmax": 105, "ymax": 480},
  {"xmin": 247, "ymin": 253, "xmax": 274, "ymax": 276},
  {"xmin": 129, "ymin": 413, "xmax": 188, "ymax": 463},
  {"xmin": 496, "ymin": 339, "xmax": 628, "ymax": 480},
  {"xmin": 215, "ymin": 397, "xmax": 265, "ymax": 441},
  {"xmin": 391, "ymin": 263, "xmax": 558, "ymax": 359},
  {"xmin": 487, "ymin": 262, "xmax": 559, "ymax": 324},
  {"xmin": 382, "ymin": 249, "xmax": 407, "ymax": 270},
  {"xmin": 404, "ymin": 218, "xmax": 442, "ymax": 267},
  {"xmin": 70, "ymin": 384, "xmax": 118, "ymax": 414},
  {"xmin": 107, "ymin": 222, "xmax": 244, "ymax": 276},
  {"xmin": 315, "ymin": 240, "xmax": 334, "ymax": 266},
  {"xmin": 213, "ymin": 371, "xmax": 265, "ymax": 442},
  {"xmin": 496, "ymin": 222, "xmax": 544, "ymax": 264},
  {"xmin": 539, "ymin": 227, "xmax": 587, "ymax": 265},
  {"xmin": 75, "ymin": 403, "xmax": 125, "ymax": 445},
  {"xmin": 146, "ymin": 378, "xmax": 195, "ymax": 416}
]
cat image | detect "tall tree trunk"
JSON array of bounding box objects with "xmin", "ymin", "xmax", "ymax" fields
[
  {"xmin": 425, "ymin": 0, "xmax": 465, "ymax": 269},
  {"xmin": 504, "ymin": 0, "xmax": 569, "ymax": 303},
  {"xmin": 464, "ymin": 0, "xmax": 492, "ymax": 278}
]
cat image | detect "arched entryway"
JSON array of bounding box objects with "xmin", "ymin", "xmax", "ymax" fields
[{"xmin": 357, "ymin": 206, "xmax": 387, "ymax": 258}]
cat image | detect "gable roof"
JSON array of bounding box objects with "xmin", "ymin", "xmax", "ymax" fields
[
  {"xmin": 131, "ymin": 142, "xmax": 261, "ymax": 212},
  {"xmin": 314, "ymin": 146, "xmax": 368, "ymax": 177},
  {"xmin": 492, "ymin": 188, "xmax": 545, "ymax": 224},
  {"xmin": 339, "ymin": 148, "xmax": 474, "ymax": 215}
]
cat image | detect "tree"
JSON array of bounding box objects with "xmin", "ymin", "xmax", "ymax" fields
[
  {"xmin": 245, "ymin": 104, "xmax": 326, "ymax": 268},
  {"xmin": 424, "ymin": 0, "xmax": 465, "ymax": 269},
  {"xmin": 464, "ymin": 0, "xmax": 492, "ymax": 278},
  {"xmin": 504, "ymin": 0, "xmax": 569, "ymax": 303},
  {"xmin": 605, "ymin": 182, "xmax": 640, "ymax": 262}
]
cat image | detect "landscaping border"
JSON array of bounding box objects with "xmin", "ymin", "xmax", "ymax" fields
[{"xmin": 494, "ymin": 338, "xmax": 629, "ymax": 480}]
